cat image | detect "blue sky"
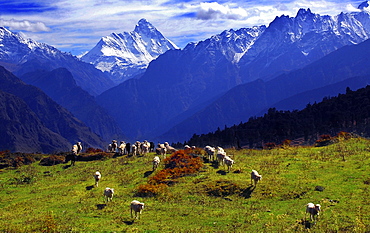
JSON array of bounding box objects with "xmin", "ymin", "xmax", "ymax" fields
[{"xmin": 0, "ymin": 0, "xmax": 366, "ymax": 55}]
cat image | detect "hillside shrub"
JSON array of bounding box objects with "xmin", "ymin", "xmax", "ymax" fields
[
  {"xmin": 149, "ymin": 150, "xmax": 203, "ymax": 185},
  {"xmin": 39, "ymin": 155, "xmax": 65, "ymax": 166},
  {"xmin": 85, "ymin": 147, "xmax": 104, "ymax": 153},
  {"xmin": 0, "ymin": 152, "xmax": 40, "ymax": 168},
  {"xmin": 264, "ymin": 142, "xmax": 277, "ymax": 150},
  {"xmin": 315, "ymin": 134, "xmax": 336, "ymax": 147},
  {"xmin": 137, "ymin": 150, "xmax": 203, "ymax": 197},
  {"xmin": 201, "ymin": 180, "xmax": 243, "ymax": 197},
  {"xmin": 77, "ymin": 152, "xmax": 113, "ymax": 161},
  {"xmin": 135, "ymin": 183, "xmax": 167, "ymax": 197}
]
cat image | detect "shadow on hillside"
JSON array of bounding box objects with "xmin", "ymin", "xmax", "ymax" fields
[
  {"xmin": 123, "ymin": 220, "xmax": 135, "ymax": 225},
  {"xmin": 62, "ymin": 164, "xmax": 72, "ymax": 169},
  {"xmin": 144, "ymin": 171, "xmax": 153, "ymax": 177},
  {"xmin": 96, "ymin": 204, "xmax": 106, "ymax": 210},
  {"xmin": 216, "ymin": 170, "xmax": 227, "ymax": 175},
  {"xmin": 299, "ymin": 219, "xmax": 314, "ymax": 229},
  {"xmin": 86, "ymin": 185, "xmax": 94, "ymax": 190},
  {"xmin": 211, "ymin": 161, "xmax": 219, "ymax": 169},
  {"xmin": 240, "ymin": 185, "xmax": 255, "ymax": 199}
]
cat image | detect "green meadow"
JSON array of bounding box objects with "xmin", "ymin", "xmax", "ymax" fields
[{"xmin": 1, "ymin": 137, "xmax": 369, "ymax": 232}]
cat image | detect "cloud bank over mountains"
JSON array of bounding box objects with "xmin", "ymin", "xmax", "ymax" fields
[{"xmin": 0, "ymin": 0, "xmax": 368, "ymax": 55}]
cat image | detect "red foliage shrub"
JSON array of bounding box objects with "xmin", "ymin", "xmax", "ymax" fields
[
  {"xmin": 337, "ymin": 131, "xmax": 352, "ymax": 140},
  {"xmin": 147, "ymin": 150, "xmax": 203, "ymax": 187},
  {"xmin": 315, "ymin": 134, "xmax": 334, "ymax": 147}
]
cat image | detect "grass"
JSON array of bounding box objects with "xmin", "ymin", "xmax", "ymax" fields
[{"xmin": 0, "ymin": 137, "xmax": 370, "ymax": 232}]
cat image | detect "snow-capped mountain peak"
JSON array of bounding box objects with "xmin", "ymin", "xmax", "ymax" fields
[{"xmin": 81, "ymin": 19, "xmax": 179, "ymax": 84}]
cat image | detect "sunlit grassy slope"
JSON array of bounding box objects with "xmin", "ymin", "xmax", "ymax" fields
[{"xmin": 1, "ymin": 137, "xmax": 370, "ymax": 232}]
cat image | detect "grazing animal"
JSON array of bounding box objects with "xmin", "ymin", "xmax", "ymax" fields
[
  {"xmin": 216, "ymin": 147, "xmax": 227, "ymax": 165},
  {"xmin": 156, "ymin": 143, "xmax": 167, "ymax": 158},
  {"xmin": 126, "ymin": 142, "xmax": 131, "ymax": 155},
  {"xmin": 130, "ymin": 200, "xmax": 145, "ymax": 219},
  {"xmin": 118, "ymin": 141, "xmax": 126, "ymax": 155},
  {"xmin": 152, "ymin": 156, "xmax": 160, "ymax": 171},
  {"xmin": 107, "ymin": 144, "xmax": 112, "ymax": 152},
  {"xmin": 306, "ymin": 203, "xmax": 321, "ymax": 221},
  {"xmin": 111, "ymin": 140, "xmax": 118, "ymax": 153},
  {"xmin": 184, "ymin": 145, "xmax": 191, "ymax": 149},
  {"xmin": 223, "ymin": 156, "xmax": 234, "ymax": 172},
  {"xmin": 69, "ymin": 142, "xmax": 82, "ymax": 166},
  {"xmin": 104, "ymin": 187, "xmax": 114, "ymax": 202},
  {"xmin": 76, "ymin": 142, "xmax": 82, "ymax": 154},
  {"xmin": 93, "ymin": 171, "xmax": 101, "ymax": 187},
  {"xmin": 71, "ymin": 142, "xmax": 81, "ymax": 155},
  {"xmin": 164, "ymin": 142, "xmax": 177, "ymax": 154},
  {"xmin": 251, "ymin": 170, "xmax": 262, "ymax": 186},
  {"xmin": 204, "ymin": 146, "xmax": 215, "ymax": 161},
  {"xmin": 149, "ymin": 141, "xmax": 155, "ymax": 152},
  {"xmin": 135, "ymin": 141, "xmax": 142, "ymax": 155},
  {"xmin": 131, "ymin": 144, "xmax": 137, "ymax": 156},
  {"xmin": 141, "ymin": 141, "xmax": 150, "ymax": 156}
]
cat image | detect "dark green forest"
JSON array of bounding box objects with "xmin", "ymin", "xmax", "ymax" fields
[{"xmin": 183, "ymin": 85, "xmax": 370, "ymax": 148}]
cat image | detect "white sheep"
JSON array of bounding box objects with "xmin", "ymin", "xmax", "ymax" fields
[
  {"xmin": 184, "ymin": 145, "xmax": 191, "ymax": 149},
  {"xmin": 251, "ymin": 170, "xmax": 262, "ymax": 186},
  {"xmin": 156, "ymin": 143, "xmax": 167, "ymax": 158},
  {"xmin": 204, "ymin": 146, "xmax": 215, "ymax": 161},
  {"xmin": 306, "ymin": 203, "xmax": 321, "ymax": 222},
  {"xmin": 130, "ymin": 200, "xmax": 145, "ymax": 219},
  {"xmin": 104, "ymin": 187, "xmax": 114, "ymax": 202},
  {"xmin": 223, "ymin": 156, "xmax": 234, "ymax": 172},
  {"xmin": 164, "ymin": 142, "xmax": 177, "ymax": 154},
  {"xmin": 216, "ymin": 147, "xmax": 227, "ymax": 165},
  {"xmin": 152, "ymin": 156, "xmax": 160, "ymax": 171},
  {"xmin": 118, "ymin": 141, "xmax": 126, "ymax": 155},
  {"xmin": 135, "ymin": 141, "xmax": 142, "ymax": 155},
  {"xmin": 131, "ymin": 144, "xmax": 137, "ymax": 156},
  {"xmin": 93, "ymin": 171, "xmax": 101, "ymax": 187},
  {"xmin": 141, "ymin": 142, "xmax": 150, "ymax": 156},
  {"xmin": 71, "ymin": 141, "xmax": 82, "ymax": 155},
  {"xmin": 111, "ymin": 140, "xmax": 118, "ymax": 153},
  {"xmin": 76, "ymin": 142, "xmax": 82, "ymax": 154}
]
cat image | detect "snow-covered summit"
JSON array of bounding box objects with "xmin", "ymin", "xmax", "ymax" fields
[
  {"xmin": 0, "ymin": 26, "xmax": 115, "ymax": 96},
  {"xmin": 0, "ymin": 27, "xmax": 64, "ymax": 63},
  {"xmin": 81, "ymin": 19, "xmax": 179, "ymax": 84}
]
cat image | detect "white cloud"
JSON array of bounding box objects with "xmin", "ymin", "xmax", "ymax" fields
[
  {"xmin": 196, "ymin": 2, "xmax": 248, "ymax": 20},
  {"xmin": 0, "ymin": 0, "xmax": 363, "ymax": 55},
  {"xmin": 0, "ymin": 18, "xmax": 50, "ymax": 32}
]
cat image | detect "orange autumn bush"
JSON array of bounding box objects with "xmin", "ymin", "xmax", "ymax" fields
[{"xmin": 136, "ymin": 150, "xmax": 203, "ymax": 197}]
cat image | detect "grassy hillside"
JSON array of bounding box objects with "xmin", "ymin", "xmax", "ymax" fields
[{"xmin": 1, "ymin": 137, "xmax": 369, "ymax": 232}]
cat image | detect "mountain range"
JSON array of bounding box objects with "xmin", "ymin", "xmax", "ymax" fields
[
  {"xmin": 2, "ymin": 4, "xmax": 370, "ymax": 152},
  {"xmin": 0, "ymin": 27, "xmax": 114, "ymax": 96},
  {"xmin": 96, "ymin": 6, "xmax": 370, "ymax": 142},
  {"xmin": 0, "ymin": 66, "xmax": 105, "ymax": 153}
]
